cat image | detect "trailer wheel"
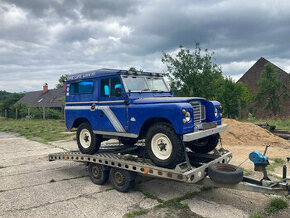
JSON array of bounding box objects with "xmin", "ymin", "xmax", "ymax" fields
[
  {"xmin": 186, "ymin": 134, "xmax": 220, "ymax": 153},
  {"xmin": 208, "ymin": 163, "xmax": 243, "ymax": 184},
  {"xmin": 88, "ymin": 163, "xmax": 109, "ymax": 185},
  {"xmin": 109, "ymin": 168, "xmax": 136, "ymax": 192},
  {"xmin": 77, "ymin": 123, "xmax": 101, "ymax": 154}
]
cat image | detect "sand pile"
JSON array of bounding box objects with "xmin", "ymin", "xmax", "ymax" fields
[{"xmin": 220, "ymin": 119, "xmax": 289, "ymax": 148}]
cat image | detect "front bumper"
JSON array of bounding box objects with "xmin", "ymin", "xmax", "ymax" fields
[{"xmin": 183, "ymin": 124, "xmax": 228, "ymax": 142}]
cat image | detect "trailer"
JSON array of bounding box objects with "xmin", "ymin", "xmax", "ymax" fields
[{"xmin": 49, "ymin": 143, "xmax": 289, "ymax": 195}]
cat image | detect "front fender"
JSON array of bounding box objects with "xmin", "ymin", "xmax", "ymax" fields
[{"xmin": 129, "ymin": 103, "xmax": 192, "ymax": 135}]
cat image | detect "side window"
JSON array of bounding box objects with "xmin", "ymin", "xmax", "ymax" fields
[
  {"xmin": 71, "ymin": 81, "xmax": 93, "ymax": 94},
  {"xmin": 100, "ymin": 77, "xmax": 123, "ymax": 97},
  {"xmin": 101, "ymin": 79, "xmax": 110, "ymax": 97},
  {"xmin": 111, "ymin": 77, "xmax": 122, "ymax": 97}
]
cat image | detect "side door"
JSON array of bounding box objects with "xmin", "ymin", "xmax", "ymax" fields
[{"xmin": 96, "ymin": 76, "xmax": 127, "ymax": 134}]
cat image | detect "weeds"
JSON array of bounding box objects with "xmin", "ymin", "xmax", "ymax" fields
[
  {"xmin": 49, "ymin": 179, "xmax": 56, "ymax": 183},
  {"xmin": 265, "ymin": 198, "xmax": 288, "ymax": 213},
  {"xmin": 125, "ymin": 209, "xmax": 148, "ymax": 217},
  {"xmin": 267, "ymin": 158, "xmax": 284, "ymax": 171},
  {"xmin": 249, "ymin": 214, "xmax": 263, "ymax": 218}
]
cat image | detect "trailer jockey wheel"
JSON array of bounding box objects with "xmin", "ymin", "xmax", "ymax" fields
[
  {"xmin": 88, "ymin": 163, "xmax": 109, "ymax": 185},
  {"xmin": 109, "ymin": 168, "xmax": 136, "ymax": 192}
]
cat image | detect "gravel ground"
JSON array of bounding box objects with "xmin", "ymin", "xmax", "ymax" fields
[{"xmin": 0, "ymin": 132, "xmax": 289, "ymax": 218}]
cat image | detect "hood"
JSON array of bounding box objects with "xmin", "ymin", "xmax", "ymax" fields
[{"xmin": 132, "ymin": 97, "xmax": 205, "ymax": 104}]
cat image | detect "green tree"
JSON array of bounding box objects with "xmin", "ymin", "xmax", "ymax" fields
[
  {"xmin": 129, "ymin": 67, "xmax": 143, "ymax": 72},
  {"xmin": 218, "ymin": 78, "xmax": 251, "ymax": 118},
  {"xmin": 161, "ymin": 43, "xmax": 251, "ymax": 117},
  {"xmin": 0, "ymin": 93, "xmax": 24, "ymax": 118},
  {"xmin": 56, "ymin": 74, "xmax": 68, "ymax": 89},
  {"xmin": 162, "ymin": 43, "xmax": 224, "ymax": 98},
  {"xmin": 255, "ymin": 63, "xmax": 289, "ymax": 116}
]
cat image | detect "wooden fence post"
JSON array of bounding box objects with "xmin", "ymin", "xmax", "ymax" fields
[
  {"xmin": 43, "ymin": 106, "xmax": 46, "ymax": 120},
  {"xmin": 5, "ymin": 109, "xmax": 7, "ymax": 118},
  {"xmin": 15, "ymin": 108, "xmax": 18, "ymax": 120},
  {"xmin": 28, "ymin": 107, "xmax": 30, "ymax": 119}
]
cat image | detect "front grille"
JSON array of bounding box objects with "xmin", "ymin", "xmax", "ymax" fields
[{"xmin": 190, "ymin": 101, "xmax": 206, "ymax": 124}]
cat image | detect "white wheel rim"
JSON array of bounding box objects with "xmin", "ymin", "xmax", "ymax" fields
[
  {"xmin": 80, "ymin": 129, "xmax": 91, "ymax": 149},
  {"xmin": 151, "ymin": 133, "xmax": 172, "ymax": 160}
]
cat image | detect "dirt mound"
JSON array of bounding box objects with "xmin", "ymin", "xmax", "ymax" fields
[{"xmin": 220, "ymin": 119, "xmax": 289, "ymax": 148}]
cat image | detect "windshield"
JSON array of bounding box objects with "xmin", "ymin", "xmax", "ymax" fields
[
  {"xmin": 146, "ymin": 77, "xmax": 168, "ymax": 92},
  {"xmin": 123, "ymin": 76, "xmax": 149, "ymax": 91},
  {"xmin": 122, "ymin": 76, "xmax": 169, "ymax": 92}
]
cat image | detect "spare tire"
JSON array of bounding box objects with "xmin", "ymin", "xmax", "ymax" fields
[{"xmin": 208, "ymin": 163, "xmax": 243, "ymax": 184}]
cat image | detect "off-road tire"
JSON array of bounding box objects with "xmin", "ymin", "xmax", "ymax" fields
[
  {"xmin": 88, "ymin": 163, "xmax": 109, "ymax": 185},
  {"xmin": 186, "ymin": 134, "xmax": 220, "ymax": 153},
  {"xmin": 208, "ymin": 163, "xmax": 243, "ymax": 184},
  {"xmin": 145, "ymin": 123, "xmax": 184, "ymax": 169},
  {"xmin": 76, "ymin": 123, "xmax": 101, "ymax": 154},
  {"xmin": 109, "ymin": 168, "xmax": 136, "ymax": 192},
  {"xmin": 119, "ymin": 138, "xmax": 138, "ymax": 146}
]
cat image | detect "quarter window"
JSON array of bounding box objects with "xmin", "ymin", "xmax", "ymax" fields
[{"xmin": 70, "ymin": 81, "xmax": 94, "ymax": 94}]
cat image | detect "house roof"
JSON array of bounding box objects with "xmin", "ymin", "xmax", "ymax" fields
[
  {"xmin": 237, "ymin": 57, "xmax": 290, "ymax": 93},
  {"xmin": 17, "ymin": 88, "xmax": 64, "ymax": 108},
  {"xmin": 66, "ymin": 68, "xmax": 164, "ymax": 81}
]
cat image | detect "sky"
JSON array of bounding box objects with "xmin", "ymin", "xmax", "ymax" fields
[{"xmin": 0, "ymin": 0, "xmax": 290, "ymax": 92}]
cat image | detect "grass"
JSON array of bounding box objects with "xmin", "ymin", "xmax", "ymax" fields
[
  {"xmin": 0, "ymin": 190, "xmax": 5, "ymax": 192},
  {"xmin": 265, "ymin": 198, "xmax": 288, "ymax": 213},
  {"xmin": 0, "ymin": 118, "xmax": 70, "ymax": 143},
  {"xmin": 49, "ymin": 179, "xmax": 56, "ymax": 183},
  {"xmin": 155, "ymin": 191, "xmax": 200, "ymax": 209},
  {"xmin": 125, "ymin": 209, "xmax": 148, "ymax": 217},
  {"xmin": 0, "ymin": 166, "xmax": 6, "ymax": 169},
  {"xmin": 267, "ymin": 158, "xmax": 284, "ymax": 172},
  {"xmin": 241, "ymin": 167, "xmax": 252, "ymax": 176},
  {"xmin": 247, "ymin": 117, "xmax": 290, "ymax": 131},
  {"xmin": 249, "ymin": 214, "xmax": 263, "ymax": 218}
]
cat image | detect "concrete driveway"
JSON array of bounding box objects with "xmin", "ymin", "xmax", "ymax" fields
[{"xmin": 0, "ymin": 132, "xmax": 288, "ymax": 218}]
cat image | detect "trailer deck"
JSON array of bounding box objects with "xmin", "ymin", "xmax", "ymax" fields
[{"xmin": 49, "ymin": 145, "xmax": 232, "ymax": 184}]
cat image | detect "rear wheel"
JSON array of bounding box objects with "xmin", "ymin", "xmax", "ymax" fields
[
  {"xmin": 186, "ymin": 134, "xmax": 220, "ymax": 153},
  {"xmin": 119, "ymin": 138, "xmax": 138, "ymax": 146},
  {"xmin": 77, "ymin": 123, "xmax": 101, "ymax": 154},
  {"xmin": 145, "ymin": 123, "xmax": 184, "ymax": 169}
]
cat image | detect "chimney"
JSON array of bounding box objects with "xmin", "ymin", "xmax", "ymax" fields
[{"xmin": 43, "ymin": 83, "xmax": 48, "ymax": 94}]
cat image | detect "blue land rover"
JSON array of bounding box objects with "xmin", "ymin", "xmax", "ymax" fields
[{"xmin": 65, "ymin": 69, "xmax": 227, "ymax": 168}]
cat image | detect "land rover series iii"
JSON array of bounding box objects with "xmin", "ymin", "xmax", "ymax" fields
[{"xmin": 65, "ymin": 69, "xmax": 227, "ymax": 168}]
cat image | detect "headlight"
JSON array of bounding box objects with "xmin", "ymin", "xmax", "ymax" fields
[
  {"xmin": 214, "ymin": 108, "xmax": 218, "ymax": 117},
  {"xmin": 185, "ymin": 112, "xmax": 191, "ymax": 122}
]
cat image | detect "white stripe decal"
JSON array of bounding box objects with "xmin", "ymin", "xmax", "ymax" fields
[
  {"xmin": 99, "ymin": 106, "xmax": 125, "ymax": 132},
  {"xmin": 65, "ymin": 105, "xmax": 125, "ymax": 132},
  {"xmin": 65, "ymin": 106, "xmax": 91, "ymax": 110},
  {"xmin": 66, "ymin": 100, "xmax": 125, "ymax": 105}
]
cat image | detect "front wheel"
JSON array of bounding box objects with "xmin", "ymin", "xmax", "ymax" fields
[
  {"xmin": 145, "ymin": 123, "xmax": 184, "ymax": 169},
  {"xmin": 76, "ymin": 123, "xmax": 101, "ymax": 154}
]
